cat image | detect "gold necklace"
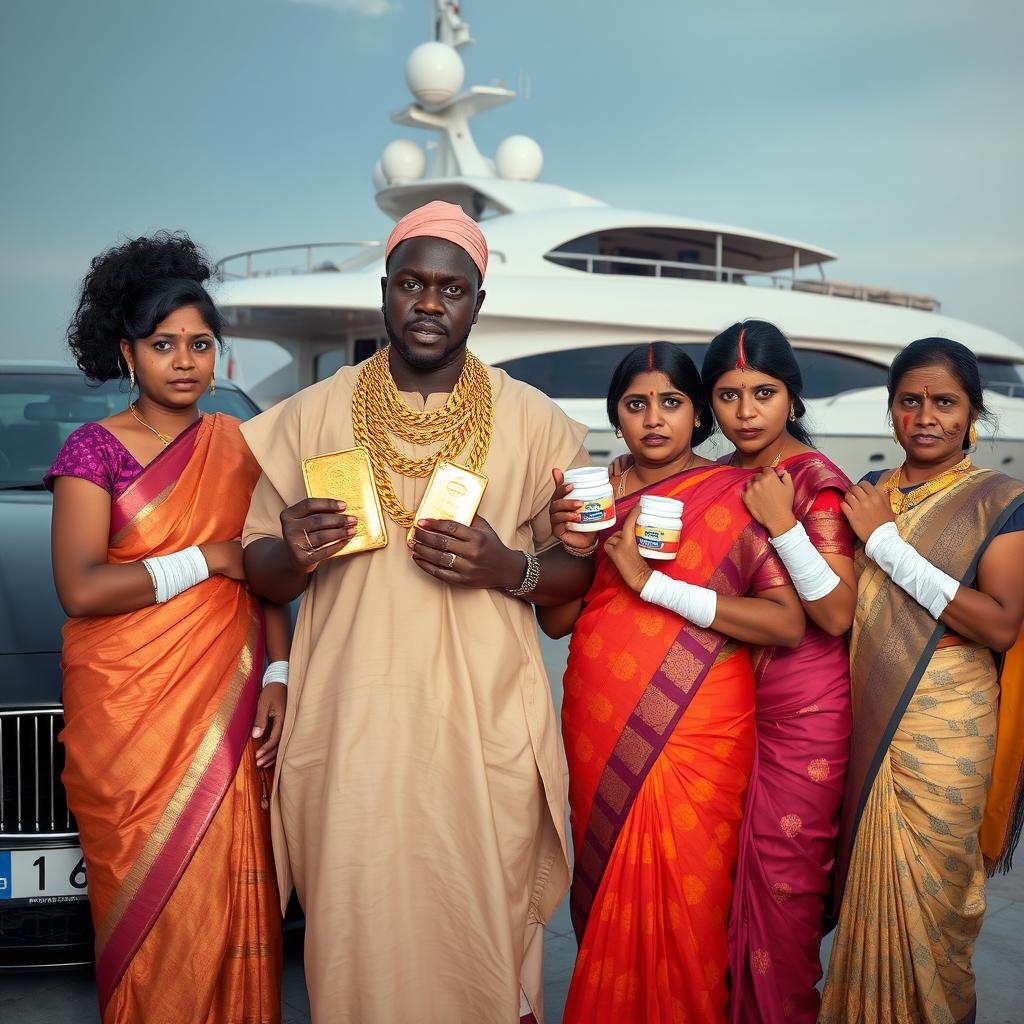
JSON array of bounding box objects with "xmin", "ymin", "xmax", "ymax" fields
[
  {"xmin": 129, "ymin": 402, "xmax": 173, "ymax": 447},
  {"xmin": 352, "ymin": 347, "xmax": 494, "ymax": 527},
  {"xmin": 883, "ymin": 455, "xmax": 972, "ymax": 516},
  {"xmin": 617, "ymin": 455, "xmax": 697, "ymax": 498},
  {"xmin": 731, "ymin": 447, "xmax": 785, "ymax": 469}
]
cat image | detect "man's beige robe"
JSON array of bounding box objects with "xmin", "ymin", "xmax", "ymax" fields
[{"xmin": 241, "ymin": 361, "xmax": 588, "ymax": 1024}]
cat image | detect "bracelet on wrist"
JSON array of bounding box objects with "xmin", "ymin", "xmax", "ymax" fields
[
  {"xmin": 262, "ymin": 661, "xmax": 289, "ymax": 688},
  {"xmin": 562, "ymin": 537, "xmax": 598, "ymax": 558},
  {"xmin": 507, "ymin": 551, "xmax": 541, "ymax": 597}
]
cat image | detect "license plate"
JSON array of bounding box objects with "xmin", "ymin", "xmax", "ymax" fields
[{"xmin": 0, "ymin": 847, "xmax": 89, "ymax": 901}]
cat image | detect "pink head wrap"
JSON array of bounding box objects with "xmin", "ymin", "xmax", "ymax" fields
[{"xmin": 384, "ymin": 200, "xmax": 489, "ymax": 281}]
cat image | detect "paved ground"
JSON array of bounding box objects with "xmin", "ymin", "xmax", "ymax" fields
[{"xmin": 3, "ymin": 633, "xmax": 1023, "ymax": 1021}]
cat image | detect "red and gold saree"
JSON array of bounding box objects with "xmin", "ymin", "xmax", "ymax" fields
[
  {"xmin": 561, "ymin": 465, "xmax": 788, "ymax": 1024},
  {"xmin": 727, "ymin": 452, "xmax": 853, "ymax": 1024},
  {"xmin": 60, "ymin": 414, "xmax": 282, "ymax": 1024}
]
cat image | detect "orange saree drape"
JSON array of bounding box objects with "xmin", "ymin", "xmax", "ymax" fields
[
  {"xmin": 561, "ymin": 466, "xmax": 788, "ymax": 1024},
  {"xmin": 60, "ymin": 414, "xmax": 282, "ymax": 1024}
]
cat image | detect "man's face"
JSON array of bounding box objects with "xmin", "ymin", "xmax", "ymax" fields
[{"xmin": 381, "ymin": 237, "xmax": 485, "ymax": 370}]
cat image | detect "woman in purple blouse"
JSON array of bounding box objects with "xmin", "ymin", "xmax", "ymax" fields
[{"xmin": 46, "ymin": 233, "xmax": 289, "ymax": 1023}]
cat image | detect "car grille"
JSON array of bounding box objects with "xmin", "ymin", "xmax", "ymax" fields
[{"xmin": 0, "ymin": 709, "xmax": 76, "ymax": 838}]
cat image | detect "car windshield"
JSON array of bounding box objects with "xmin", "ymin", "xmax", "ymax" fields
[{"xmin": 0, "ymin": 373, "xmax": 259, "ymax": 489}]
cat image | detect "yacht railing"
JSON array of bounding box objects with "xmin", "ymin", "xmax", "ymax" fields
[
  {"xmin": 545, "ymin": 251, "xmax": 941, "ymax": 312},
  {"xmin": 215, "ymin": 241, "xmax": 507, "ymax": 280},
  {"xmin": 215, "ymin": 242, "xmax": 384, "ymax": 281}
]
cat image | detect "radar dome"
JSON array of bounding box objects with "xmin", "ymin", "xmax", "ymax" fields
[
  {"xmin": 495, "ymin": 135, "xmax": 543, "ymax": 181},
  {"xmin": 405, "ymin": 42, "xmax": 464, "ymax": 107},
  {"xmin": 380, "ymin": 140, "xmax": 426, "ymax": 185}
]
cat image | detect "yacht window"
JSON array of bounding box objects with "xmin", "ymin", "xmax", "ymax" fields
[
  {"xmin": 315, "ymin": 348, "xmax": 346, "ymax": 382},
  {"xmin": 792, "ymin": 351, "xmax": 888, "ymax": 398},
  {"xmin": 497, "ymin": 345, "xmax": 887, "ymax": 402},
  {"xmin": 978, "ymin": 359, "xmax": 1024, "ymax": 397},
  {"xmin": 497, "ymin": 344, "xmax": 709, "ymax": 399},
  {"xmin": 353, "ymin": 338, "xmax": 380, "ymax": 364}
]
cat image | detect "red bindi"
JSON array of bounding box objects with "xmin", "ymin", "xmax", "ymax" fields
[{"xmin": 923, "ymin": 385, "xmax": 929, "ymax": 398}]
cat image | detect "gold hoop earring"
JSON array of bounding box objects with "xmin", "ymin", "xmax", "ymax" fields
[
  {"xmin": 128, "ymin": 366, "xmax": 136, "ymax": 394},
  {"xmin": 209, "ymin": 375, "xmax": 216, "ymax": 396},
  {"xmin": 969, "ymin": 422, "xmax": 977, "ymax": 446},
  {"xmin": 615, "ymin": 428, "xmax": 622, "ymax": 438},
  {"xmin": 694, "ymin": 418, "xmax": 701, "ymax": 428},
  {"xmin": 789, "ymin": 406, "xmax": 796, "ymax": 422}
]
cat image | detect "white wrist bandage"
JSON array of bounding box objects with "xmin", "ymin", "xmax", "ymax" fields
[
  {"xmin": 640, "ymin": 570, "xmax": 718, "ymax": 629},
  {"xmin": 865, "ymin": 521, "xmax": 959, "ymax": 619},
  {"xmin": 142, "ymin": 547, "xmax": 210, "ymax": 604},
  {"xmin": 769, "ymin": 521, "xmax": 841, "ymax": 603},
  {"xmin": 262, "ymin": 661, "xmax": 289, "ymax": 688}
]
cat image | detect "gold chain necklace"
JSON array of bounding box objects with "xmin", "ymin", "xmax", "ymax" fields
[
  {"xmin": 129, "ymin": 402, "xmax": 173, "ymax": 447},
  {"xmin": 616, "ymin": 455, "xmax": 700, "ymax": 498},
  {"xmin": 352, "ymin": 347, "xmax": 494, "ymax": 527},
  {"xmin": 730, "ymin": 447, "xmax": 785, "ymax": 470},
  {"xmin": 883, "ymin": 455, "xmax": 972, "ymax": 516}
]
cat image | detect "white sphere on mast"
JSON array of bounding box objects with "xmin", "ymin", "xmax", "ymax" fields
[
  {"xmin": 495, "ymin": 135, "xmax": 543, "ymax": 181},
  {"xmin": 405, "ymin": 41, "xmax": 465, "ymax": 107},
  {"xmin": 380, "ymin": 140, "xmax": 426, "ymax": 185}
]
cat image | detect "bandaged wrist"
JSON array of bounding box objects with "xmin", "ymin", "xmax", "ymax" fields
[
  {"xmin": 865, "ymin": 521, "xmax": 959, "ymax": 619},
  {"xmin": 142, "ymin": 547, "xmax": 210, "ymax": 604},
  {"xmin": 262, "ymin": 661, "xmax": 289, "ymax": 688},
  {"xmin": 640, "ymin": 570, "xmax": 717, "ymax": 629},
  {"xmin": 769, "ymin": 521, "xmax": 841, "ymax": 603}
]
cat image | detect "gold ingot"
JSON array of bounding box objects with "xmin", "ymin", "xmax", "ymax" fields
[
  {"xmin": 406, "ymin": 461, "xmax": 488, "ymax": 543},
  {"xmin": 300, "ymin": 447, "xmax": 387, "ymax": 557}
]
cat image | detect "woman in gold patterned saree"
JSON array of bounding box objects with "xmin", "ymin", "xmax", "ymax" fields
[{"xmin": 820, "ymin": 337, "xmax": 1024, "ymax": 1024}]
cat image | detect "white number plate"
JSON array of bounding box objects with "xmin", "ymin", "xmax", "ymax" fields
[{"xmin": 0, "ymin": 847, "xmax": 89, "ymax": 901}]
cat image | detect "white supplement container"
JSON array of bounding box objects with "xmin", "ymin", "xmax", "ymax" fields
[
  {"xmin": 635, "ymin": 494, "xmax": 684, "ymax": 560},
  {"xmin": 563, "ymin": 466, "xmax": 616, "ymax": 532}
]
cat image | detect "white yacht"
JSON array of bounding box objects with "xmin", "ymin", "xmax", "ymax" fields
[{"xmin": 215, "ymin": 0, "xmax": 1024, "ymax": 482}]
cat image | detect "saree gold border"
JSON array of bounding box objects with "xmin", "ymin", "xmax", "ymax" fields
[
  {"xmin": 94, "ymin": 611, "xmax": 259, "ymax": 959},
  {"xmin": 110, "ymin": 482, "xmax": 175, "ymax": 547}
]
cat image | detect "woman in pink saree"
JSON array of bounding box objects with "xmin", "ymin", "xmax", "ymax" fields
[{"xmin": 703, "ymin": 321, "xmax": 856, "ymax": 1024}]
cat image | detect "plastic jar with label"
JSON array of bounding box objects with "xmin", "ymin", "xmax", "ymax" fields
[
  {"xmin": 635, "ymin": 494, "xmax": 684, "ymax": 559},
  {"xmin": 563, "ymin": 466, "xmax": 616, "ymax": 532}
]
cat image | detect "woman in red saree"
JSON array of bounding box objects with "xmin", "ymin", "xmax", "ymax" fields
[
  {"xmin": 540, "ymin": 342, "xmax": 804, "ymax": 1023},
  {"xmin": 47, "ymin": 235, "xmax": 286, "ymax": 1023},
  {"xmin": 701, "ymin": 321, "xmax": 855, "ymax": 1024}
]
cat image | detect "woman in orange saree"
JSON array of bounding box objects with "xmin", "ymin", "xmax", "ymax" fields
[
  {"xmin": 541, "ymin": 343, "xmax": 804, "ymax": 1023},
  {"xmin": 47, "ymin": 235, "xmax": 284, "ymax": 1023}
]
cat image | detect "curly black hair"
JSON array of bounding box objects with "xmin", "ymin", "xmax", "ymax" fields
[{"xmin": 67, "ymin": 231, "xmax": 223, "ymax": 382}]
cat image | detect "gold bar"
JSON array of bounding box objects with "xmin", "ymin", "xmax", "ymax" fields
[
  {"xmin": 301, "ymin": 447, "xmax": 388, "ymax": 557},
  {"xmin": 407, "ymin": 461, "xmax": 488, "ymax": 543}
]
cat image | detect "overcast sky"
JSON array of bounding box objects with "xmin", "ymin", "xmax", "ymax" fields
[{"xmin": 1, "ymin": 0, "xmax": 1021, "ymax": 370}]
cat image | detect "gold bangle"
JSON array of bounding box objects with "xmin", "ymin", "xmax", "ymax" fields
[{"xmin": 562, "ymin": 538, "xmax": 599, "ymax": 558}]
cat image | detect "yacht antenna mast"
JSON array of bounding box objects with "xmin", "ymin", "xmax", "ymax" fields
[{"xmin": 434, "ymin": 0, "xmax": 472, "ymax": 49}]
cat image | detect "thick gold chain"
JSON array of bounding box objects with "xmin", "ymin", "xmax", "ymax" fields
[
  {"xmin": 352, "ymin": 347, "xmax": 493, "ymax": 527},
  {"xmin": 883, "ymin": 455, "xmax": 972, "ymax": 515}
]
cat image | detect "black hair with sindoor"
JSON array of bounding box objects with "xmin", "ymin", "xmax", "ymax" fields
[
  {"xmin": 701, "ymin": 319, "xmax": 813, "ymax": 447},
  {"xmin": 888, "ymin": 337, "xmax": 988, "ymax": 449},
  {"xmin": 606, "ymin": 341, "xmax": 714, "ymax": 446}
]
